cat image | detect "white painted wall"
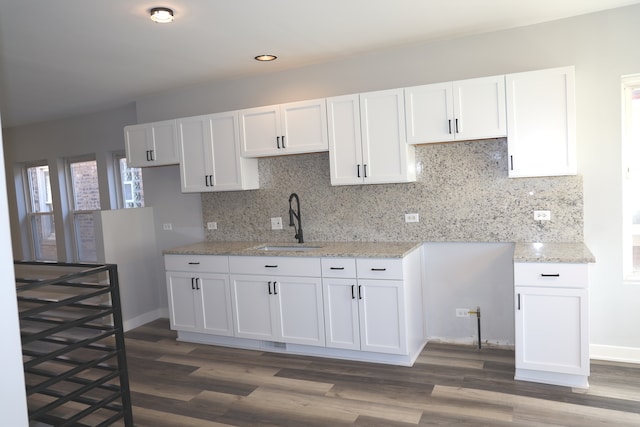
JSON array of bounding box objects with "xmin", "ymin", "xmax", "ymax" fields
[{"xmin": 0, "ymin": 121, "xmax": 29, "ymax": 425}]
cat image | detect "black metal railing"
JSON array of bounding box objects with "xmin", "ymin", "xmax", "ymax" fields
[{"xmin": 15, "ymin": 261, "xmax": 133, "ymax": 427}]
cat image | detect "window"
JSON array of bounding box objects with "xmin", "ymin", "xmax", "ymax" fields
[
  {"xmin": 115, "ymin": 154, "xmax": 144, "ymax": 208},
  {"xmin": 25, "ymin": 164, "xmax": 57, "ymax": 260},
  {"xmin": 68, "ymin": 158, "xmax": 101, "ymax": 262},
  {"xmin": 623, "ymin": 76, "xmax": 640, "ymax": 281}
]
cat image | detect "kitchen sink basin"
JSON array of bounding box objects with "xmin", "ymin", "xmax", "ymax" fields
[{"xmin": 255, "ymin": 245, "xmax": 321, "ymax": 252}]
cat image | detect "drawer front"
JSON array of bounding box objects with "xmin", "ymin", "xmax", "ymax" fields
[
  {"xmin": 356, "ymin": 258, "xmax": 403, "ymax": 280},
  {"xmin": 514, "ymin": 262, "xmax": 588, "ymax": 288},
  {"xmin": 164, "ymin": 254, "xmax": 229, "ymax": 273},
  {"xmin": 229, "ymin": 256, "xmax": 321, "ymax": 277},
  {"xmin": 321, "ymin": 258, "xmax": 357, "ymax": 278}
]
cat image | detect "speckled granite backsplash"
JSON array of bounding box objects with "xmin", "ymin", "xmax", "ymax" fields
[{"xmin": 202, "ymin": 138, "xmax": 583, "ymax": 243}]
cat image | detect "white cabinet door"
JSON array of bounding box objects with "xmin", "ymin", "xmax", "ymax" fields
[
  {"xmin": 328, "ymin": 90, "xmax": 416, "ymax": 186},
  {"xmin": 327, "ymin": 94, "xmax": 364, "ymax": 185},
  {"xmin": 515, "ymin": 286, "xmax": 589, "ymax": 376},
  {"xmin": 358, "ymin": 279, "xmax": 407, "ymax": 355},
  {"xmin": 506, "ymin": 66, "xmax": 576, "ymax": 177},
  {"xmin": 230, "ymin": 275, "xmax": 277, "ymax": 341},
  {"xmin": 239, "ymin": 99, "xmax": 328, "ymax": 157},
  {"xmin": 166, "ymin": 272, "xmax": 199, "ymax": 332},
  {"xmin": 360, "ymin": 89, "xmax": 416, "ymax": 185},
  {"xmin": 405, "ymin": 75, "xmax": 506, "ymax": 144},
  {"xmin": 178, "ymin": 112, "xmax": 259, "ymax": 193},
  {"xmin": 323, "ymin": 278, "xmax": 360, "ymax": 350},
  {"xmin": 125, "ymin": 119, "xmax": 179, "ymax": 167},
  {"xmin": 275, "ymin": 277, "xmax": 325, "ymax": 346}
]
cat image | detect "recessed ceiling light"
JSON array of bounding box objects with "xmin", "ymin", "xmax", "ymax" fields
[
  {"xmin": 254, "ymin": 54, "xmax": 277, "ymax": 62},
  {"xmin": 150, "ymin": 7, "xmax": 174, "ymax": 23}
]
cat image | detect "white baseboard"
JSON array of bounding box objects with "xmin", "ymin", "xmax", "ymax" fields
[
  {"xmin": 590, "ymin": 344, "xmax": 640, "ymax": 364},
  {"xmin": 426, "ymin": 336, "xmax": 514, "ymax": 350},
  {"xmin": 122, "ymin": 308, "xmax": 165, "ymax": 332}
]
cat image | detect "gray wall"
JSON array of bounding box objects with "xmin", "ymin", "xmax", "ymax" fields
[{"xmin": 5, "ymin": 5, "xmax": 640, "ymax": 353}]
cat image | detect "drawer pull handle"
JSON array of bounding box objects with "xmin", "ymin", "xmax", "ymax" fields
[
  {"xmin": 265, "ymin": 265, "xmax": 278, "ymax": 268},
  {"xmin": 188, "ymin": 262, "xmax": 200, "ymax": 265},
  {"xmin": 371, "ymin": 268, "xmax": 386, "ymax": 271},
  {"xmin": 330, "ymin": 267, "xmax": 345, "ymax": 270},
  {"xmin": 540, "ymin": 273, "xmax": 560, "ymax": 277}
]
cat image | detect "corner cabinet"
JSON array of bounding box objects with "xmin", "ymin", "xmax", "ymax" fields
[
  {"xmin": 514, "ymin": 262, "xmax": 589, "ymax": 388},
  {"xmin": 165, "ymin": 255, "xmax": 234, "ymax": 336},
  {"xmin": 506, "ymin": 66, "xmax": 576, "ymax": 177},
  {"xmin": 177, "ymin": 112, "xmax": 259, "ymax": 193},
  {"xmin": 404, "ymin": 75, "xmax": 507, "ymax": 144},
  {"xmin": 327, "ymin": 89, "xmax": 416, "ymax": 185},
  {"xmin": 124, "ymin": 119, "xmax": 179, "ymax": 167},
  {"xmin": 239, "ymin": 99, "xmax": 329, "ymax": 157}
]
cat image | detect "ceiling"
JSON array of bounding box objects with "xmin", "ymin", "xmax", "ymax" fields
[{"xmin": 1, "ymin": 0, "xmax": 639, "ymax": 128}]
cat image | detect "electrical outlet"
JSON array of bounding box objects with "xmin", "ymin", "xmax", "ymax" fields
[
  {"xmin": 271, "ymin": 217, "xmax": 283, "ymax": 230},
  {"xmin": 207, "ymin": 222, "xmax": 217, "ymax": 230},
  {"xmin": 456, "ymin": 308, "xmax": 470, "ymax": 318},
  {"xmin": 534, "ymin": 210, "xmax": 551, "ymax": 221},
  {"xmin": 405, "ymin": 213, "xmax": 419, "ymax": 223},
  {"xmin": 162, "ymin": 223, "xmax": 172, "ymax": 231}
]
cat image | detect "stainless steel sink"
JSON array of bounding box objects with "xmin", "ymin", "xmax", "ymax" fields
[{"xmin": 255, "ymin": 245, "xmax": 321, "ymax": 252}]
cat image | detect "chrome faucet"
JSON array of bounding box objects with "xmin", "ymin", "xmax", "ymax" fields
[{"xmin": 288, "ymin": 193, "xmax": 304, "ymax": 243}]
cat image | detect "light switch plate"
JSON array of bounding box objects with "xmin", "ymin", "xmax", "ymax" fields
[
  {"xmin": 207, "ymin": 222, "xmax": 217, "ymax": 230},
  {"xmin": 271, "ymin": 217, "xmax": 283, "ymax": 230},
  {"xmin": 162, "ymin": 223, "xmax": 172, "ymax": 231}
]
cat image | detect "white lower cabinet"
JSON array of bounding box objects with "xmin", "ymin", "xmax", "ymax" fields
[
  {"xmin": 514, "ymin": 262, "xmax": 590, "ymax": 388},
  {"xmin": 166, "ymin": 271, "xmax": 233, "ymax": 336}
]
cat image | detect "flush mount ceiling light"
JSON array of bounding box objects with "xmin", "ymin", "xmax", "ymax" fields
[
  {"xmin": 254, "ymin": 54, "xmax": 277, "ymax": 62},
  {"xmin": 150, "ymin": 7, "xmax": 174, "ymax": 23}
]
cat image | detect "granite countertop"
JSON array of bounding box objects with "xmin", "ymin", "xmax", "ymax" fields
[
  {"xmin": 163, "ymin": 241, "xmax": 423, "ymax": 259},
  {"xmin": 514, "ymin": 242, "xmax": 595, "ymax": 263}
]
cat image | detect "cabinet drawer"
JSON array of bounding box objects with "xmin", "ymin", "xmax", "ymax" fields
[
  {"xmin": 514, "ymin": 262, "xmax": 588, "ymax": 288},
  {"xmin": 356, "ymin": 258, "xmax": 403, "ymax": 280},
  {"xmin": 229, "ymin": 256, "xmax": 321, "ymax": 277},
  {"xmin": 321, "ymin": 258, "xmax": 356, "ymax": 278},
  {"xmin": 164, "ymin": 255, "xmax": 229, "ymax": 273}
]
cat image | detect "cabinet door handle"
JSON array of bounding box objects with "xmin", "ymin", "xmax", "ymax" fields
[
  {"xmin": 358, "ymin": 285, "xmax": 363, "ymax": 300},
  {"xmin": 448, "ymin": 120, "xmax": 452, "ymax": 134},
  {"xmin": 371, "ymin": 268, "xmax": 386, "ymax": 271},
  {"xmin": 146, "ymin": 150, "xmax": 150, "ymax": 161},
  {"xmin": 357, "ymin": 164, "xmax": 361, "ymax": 178},
  {"xmin": 277, "ymin": 136, "xmax": 281, "ymax": 149},
  {"xmin": 188, "ymin": 262, "xmax": 200, "ymax": 265},
  {"xmin": 265, "ymin": 265, "xmax": 278, "ymax": 268},
  {"xmin": 351, "ymin": 284, "xmax": 355, "ymax": 299},
  {"xmin": 363, "ymin": 164, "xmax": 368, "ymax": 178},
  {"xmin": 540, "ymin": 273, "xmax": 560, "ymax": 277},
  {"xmin": 273, "ymin": 281, "xmax": 278, "ymax": 295},
  {"xmin": 209, "ymin": 174, "xmax": 214, "ymax": 187},
  {"xmin": 195, "ymin": 278, "xmax": 200, "ymax": 290},
  {"xmin": 510, "ymin": 155, "xmax": 514, "ymax": 171},
  {"xmin": 517, "ymin": 293, "xmax": 521, "ymax": 310},
  {"xmin": 149, "ymin": 150, "xmax": 155, "ymax": 161},
  {"xmin": 330, "ymin": 267, "xmax": 345, "ymax": 270},
  {"xmin": 455, "ymin": 118, "xmax": 459, "ymax": 134},
  {"xmin": 281, "ymin": 135, "xmax": 286, "ymax": 148},
  {"xmin": 268, "ymin": 281, "xmax": 272, "ymax": 295},
  {"xmin": 191, "ymin": 277, "xmax": 195, "ymax": 290}
]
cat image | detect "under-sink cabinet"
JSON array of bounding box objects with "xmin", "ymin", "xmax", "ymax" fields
[
  {"xmin": 177, "ymin": 112, "xmax": 259, "ymax": 193},
  {"xmin": 163, "ymin": 247, "xmax": 425, "ymax": 366},
  {"xmin": 404, "ymin": 75, "xmax": 507, "ymax": 144},
  {"xmin": 514, "ymin": 261, "xmax": 589, "ymax": 388},
  {"xmin": 165, "ymin": 255, "xmax": 234, "ymax": 336},
  {"xmin": 239, "ymin": 98, "xmax": 329, "ymax": 157},
  {"xmin": 229, "ymin": 256, "xmax": 326, "ymax": 347},
  {"xmin": 327, "ymin": 89, "xmax": 416, "ymax": 185},
  {"xmin": 124, "ymin": 119, "xmax": 179, "ymax": 167}
]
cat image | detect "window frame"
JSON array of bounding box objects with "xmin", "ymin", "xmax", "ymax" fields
[
  {"xmin": 113, "ymin": 152, "xmax": 145, "ymax": 209},
  {"xmin": 622, "ymin": 74, "xmax": 640, "ymax": 283},
  {"xmin": 22, "ymin": 161, "xmax": 57, "ymax": 261}
]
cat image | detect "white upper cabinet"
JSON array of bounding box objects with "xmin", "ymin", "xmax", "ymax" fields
[
  {"xmin": 404, "ymin": 75, "xmax": 507, "ymax": 144},
  {"xmin": 124, "ymin": 119, "xmax": 179, "ymax": 167},
  {"xmin": 177, "ymin": 112, "xmax": 259, "ymax": 193},
  {"xmin": 327, "ymin": 89, "xmax": 416, "ymax": 186},
  {"xmin": 239, "ymin": 98, "xmax": 329, "ymax": 157},
  {"xmin": 506, "ymin": 66, "xmax": 576, "ymax": 178}
]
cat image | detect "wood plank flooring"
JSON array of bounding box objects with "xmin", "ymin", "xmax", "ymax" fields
[{"xmin": 119, "ymin": 319, "xmax": 640, "ymax": 426}]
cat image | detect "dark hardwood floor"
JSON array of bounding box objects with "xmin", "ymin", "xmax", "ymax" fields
[{"xmin": 120, "ymin": 319, "xmax": 640, "ymax": 426}]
